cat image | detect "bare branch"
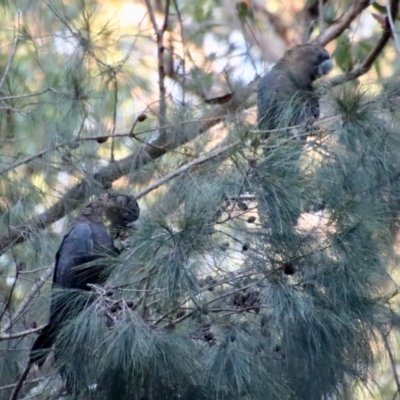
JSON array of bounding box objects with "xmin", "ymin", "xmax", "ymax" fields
[
  {"xmin": 145, "ymin": 0, "xmax": 170, "ymax": 137},
  {"xmin": 0, "ymin": 267, "xmax": 53, "ymax": 335},
  {"xmin": 386, "ymin": 0, "xmax": 400, "ymax": 56},
  {"xmin": 0, "ymin": 98, "xmax": 246, "ymax": 255},
  {"xmin": 9, "ymin": 363, "xmax": 32, "ymax": 400},
  {"xmin": 1, "ymin": 148, "xmax": 55, "ymax": 176},
  {"xmin": 110, "ymin": 78, "xmax": 118, "ymax": 162},
  {"xmin": 172, "ymin": 0, "xmax": 187, "ymax": 103},
  {"xmin": 0, "ymin": 14, "xmax": 20, "ymax": 93},
  {"xmin": 313, "ymin": 0, "xmax": 371, "ymax": 46},
  {"xmin": 0, "ymin": 115, "xmax": 226, "ymax": 176},
  {"xmin": 0, "ymin": 375, "xmax": 48, "ymax": 392},
  {"xmin": 382, "ymin": 332, "xmax": 400, "ymax": 397},
  {"xmin": 0, "ymin": 88, "xmax": 50, "ymax": 103},
  {"xmin": 135, "ymin": 141, "xmax": 240, "ymax": 200},
  {"xmin": 0, "ymin": 324, "xmax": 45, "ymax": 341},
  {"xmin": 318, "ymin": 0, "xmax": 324, "ymax": 34},
  {"xmin": 0, "ymin": 241, "xmax": 20, "ymax": 324},
  {"xmin": 327, "ymin": 0, "xmax": 399, "ymax": 86}
]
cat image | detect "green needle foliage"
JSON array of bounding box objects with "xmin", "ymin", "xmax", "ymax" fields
[
  {"xmin": 27, "ymin": 82, "xmax": 400, "ymax": 400},
  {"xmin": 1, "ymin": 1, "xmax": 400, "ymax": 400}
]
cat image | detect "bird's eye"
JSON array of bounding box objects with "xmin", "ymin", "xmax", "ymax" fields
[
  {"xmin": 122, "ymin": 212, "xmax": 130, "ymax": 220},
  {"xmin": 317, "ymin": 52, "xmax": 329, "ymax": 62},
  {"xmin": 123, "ymin": 211, "xmax": 138, "ymax": 222}
]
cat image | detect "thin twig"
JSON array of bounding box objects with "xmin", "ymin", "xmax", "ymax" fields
[
  {"xmin": 0, "ymin": 14, "xmax": 20, "ymax": 93},
  {"xmin": 382, "ymin": 332, "xmax": 400, "ymax": 397},
  {"xmin": 318, "ymin": 0, "xmax": 324, "ymax": 34},
  {"xmin": 0, "ymin": 100, "xmax": 235, "ymax": 255},
  {"xmin": 313, "ymin": 0, "xmax": 371, "ymax": 46},
  {"xmin": 135, "ymin": 141, "xmax": 239, "ymax": 200},
  {"xmin": 170, "ymin": 280, "xmax": 263, "ymax": 325},
  {"xmin": 9, "ymin": 363, "xmax": 32, "ymax": 400},
  {"xmin": 1, "ymin": 148, "xmax": 55, "ymax": 175},
  {"xmin": 111, "ymin": 77, "xmax": 118, "ymax": 162},
  {"xmin": 0, "ymin": 221, "xmax": 20, "ymax": 324},
  {"xmin": 0, "ymin": 324, "xmax": 45, "ymax": 341},
  {"xmin": 0, "ymin": 375, "xmax": 49, "ymax": 391},
  {"xmin": 0, "ymin": 267, "xmax": 53, "ymax": 335},
  {"xmin": 145, "ymin": 0, "xmax": 170, "ymax": 138},
  {"xmin": 0, "ymin": 116, "xmax": 223, "ymax": 176},
  {"xmin": 172, "ymin": 0, "xmax": 186, "ymax": 104},
  {"xmin": 0, "ymin": 88, "xmax": 50, "ymax": 102},
  {"xmin": 153, "ymin": 270, "xmax": 260, "ymax": 327},
  {"xmin": 327, "ymin": 0, "xmax": 399, "ymax": 86},
  {"xmin": 129, "ymin": 131, "xmax": 193, "ymax": 157},
  {"xmin": 386, "ymin": 0, "xmax": 400, "ymax": 56}
]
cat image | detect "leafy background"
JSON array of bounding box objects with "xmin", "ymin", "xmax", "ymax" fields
[{"xmin": 1, "ymin": 0, "xmax": 400, "ymax": 399}]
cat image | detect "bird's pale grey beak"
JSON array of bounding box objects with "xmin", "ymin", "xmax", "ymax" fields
[
  {"xmin": 317, "ymin": 59, "xmax": 333, "ymax": 76},
  {"xmin": 127, "ymin": 219, "xmax": 141, "ymax": 231}
]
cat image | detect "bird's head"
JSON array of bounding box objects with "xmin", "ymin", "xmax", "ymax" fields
[
  {"xmin": 276, "ymin": 44, "xmax": 333, "ymax": 87},
  {"xmin": 102, "ymin": 193, "xmax": 140, "ymax": 232},
  {"xmin": 313, "ymin": 48, "xmax": 333, "ymax": 78}
]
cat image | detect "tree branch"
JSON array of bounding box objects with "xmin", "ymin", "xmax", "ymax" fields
[
  {"xmin": 0, "ymin": 16, "xmax": 19, "ymax": 93},
  {"xmin": 145, "ymin": 0, "xmax": 170, "ymax": 137},
  {"xmin": 313, "ymin": 0, "xmax": 371, "ymax": 46},
  {"xmin": 386, "ymin": 0, "xmax": 400, "ymax": 56},
  {"xmin": 0, "ymin": 118, "xmax": 210, "ymax": 176},
  {"xmin": 326, "ymin": 0, "xmax": 399, "ymax": 86},
  {"xmin": 382, "ymin": 332, "xmax": 400, "ymax": 398},
  {"xmin": 0, "ymin": 324, "xmax": 45, "ymax": 341},
  {"xmin": 135, "ymin": 141, "xmax": 239, "ymax": 200},
  {"xmin": 0, "ymin": 267, "xmax": 53, "ymax": 334},
  {"xmin": 9, "ymin": 363, "xmax": 31, "ymax": 400},
  {"xmin": 0, "ymin": 99, "xmax": 246, "ymax": 255},
  {"xmin": 0, "ymin": 375, "xmax": 48, "ymax": 392},
  {"xmin": 318, "ymin": 0, "xmax": 324, "ymax": 34}
]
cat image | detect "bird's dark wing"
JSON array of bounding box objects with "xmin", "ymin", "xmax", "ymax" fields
[
  {"xmin": 53, "ymin": 223, "xmax": 94, "ymax": 289},
  {"xmin": 257, "ymin": 45, "xmax": 332, "ymax": 134},
  {"xmin": 257, "ymin": 70, "xmax": 315, "ymax": 132},
  {"xmin": 257, "ymin": 70, "xmax": 279, "ymax": 131},
  {"xmin": 30, "ymin": 221, "xmax": 115, "ymax": 367},
  {"xmin": 50, "ymin": 220, "xmax": 116, "ymax": 325}
]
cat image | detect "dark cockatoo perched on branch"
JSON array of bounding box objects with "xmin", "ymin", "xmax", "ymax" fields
[
  {"xmin": 257, "ymin": 44, "xmax": 333, "ymax": 136},
  {"xmin": 30, "ymin": 193, "xmax": 140, "ymax": 367}
]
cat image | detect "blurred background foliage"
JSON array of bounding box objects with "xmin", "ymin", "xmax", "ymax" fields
[{"xmin": 1, "ymin": 0, "xmax": 400, "ymax": 399}]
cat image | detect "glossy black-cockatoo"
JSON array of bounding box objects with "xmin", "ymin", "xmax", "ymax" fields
[
  {"xmin": 30, "ymin": 193, "xmax": 140, "ymax": 368},
  {"xmin": 257, "ymin": 44, "xmax": 333, "ymax": 136}
]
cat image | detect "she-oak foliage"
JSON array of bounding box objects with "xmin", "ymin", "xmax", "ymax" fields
[
  {"xmin": 26, "ymin": 83, "xmax": 400, "ymax": 400},
  {"xmin": 1, "ymin": 3, "xmax": 400, "ymax": 400}
]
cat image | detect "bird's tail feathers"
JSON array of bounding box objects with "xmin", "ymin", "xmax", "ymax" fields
[{"xmin": 29, "ymin": 324, "xmax": 55, "ymax": 368}]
